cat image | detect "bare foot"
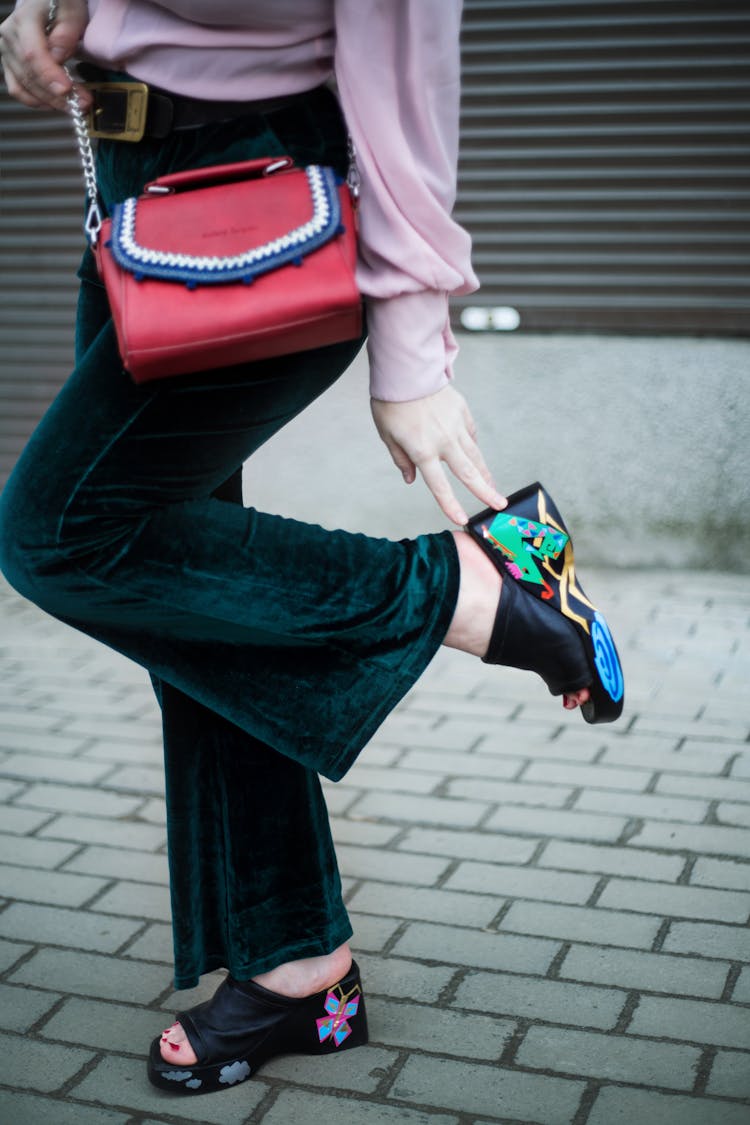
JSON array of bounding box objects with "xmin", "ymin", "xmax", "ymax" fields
[{"xmin": 159, "ymin": 943, "xmax": 352, "ymax": 1065}]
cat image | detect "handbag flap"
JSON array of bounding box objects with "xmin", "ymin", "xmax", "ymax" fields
[{"xmin": 108, "ymin": 164, "xmax": 345, "ymax": 286}]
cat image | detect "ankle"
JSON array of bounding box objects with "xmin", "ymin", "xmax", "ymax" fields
[
  {"xmin": 443, "ymin": 530, "xmax": 502, "ymax": 657},
  {"xmin": 250, "ymin": 943, "xmax": 352, "ymax": 999}
]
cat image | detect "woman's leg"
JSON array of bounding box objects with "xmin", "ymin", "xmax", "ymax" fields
[
  {"xmin": 74, "ymin": 251, "xmax": 354, "ymax": 994},
  {"xmin": 0, "ymin": 318, "xmax": 459, "ymax": 782},
  {"xmin": 0, "ymin": 86, "xmax": 459, "ymax": 783},
  {"xmin": 0, "ymin": 99, "xmax": 458, "ymax": 1075},
  {"xmin": 159, "ymin": 681, "xmax": 353, "ymax": 991},
  {"xmin": 0, "ymin": 89, "xmax": 593, "ymax": 1082},
  {"xmin": 0, "ymin": 273, "xmax": 456, "ymax": 1070}
]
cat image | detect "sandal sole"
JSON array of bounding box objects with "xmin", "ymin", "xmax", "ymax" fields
[{"xmin": 147, "ymin": 967, "xmax": 368, "ymax": 1095}]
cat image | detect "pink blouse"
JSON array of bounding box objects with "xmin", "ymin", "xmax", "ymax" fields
[{"xmin": 80, "ymin": 0, "xmax": 478, "ymax": 400}]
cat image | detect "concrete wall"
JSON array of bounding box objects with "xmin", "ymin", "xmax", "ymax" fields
[{"xmin": 244, "ymin": 333, "xmax": 750, "ymax": 573}]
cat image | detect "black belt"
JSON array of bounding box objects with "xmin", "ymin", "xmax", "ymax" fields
[{"xmin": 77, "ymin": 64, "xmax": 320, "ymax": 142}]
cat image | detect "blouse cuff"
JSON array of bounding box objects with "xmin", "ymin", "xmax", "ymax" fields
[{"xmin": 366, "ymin": 290, "xmax": 458, "ymax": 402}]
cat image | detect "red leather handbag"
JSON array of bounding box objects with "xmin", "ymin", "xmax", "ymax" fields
[{"xmin": 92, "ymin": 155, "xmax": 362, "ymax": 383}]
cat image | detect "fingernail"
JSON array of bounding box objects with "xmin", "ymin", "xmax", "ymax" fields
[
  {"xmin": 49, "ymin": 80, "xmax": 67, "ymax": 95},
  {"xmin": 50, "ymin": 46, "xmax": 66, "ymax": 61}
]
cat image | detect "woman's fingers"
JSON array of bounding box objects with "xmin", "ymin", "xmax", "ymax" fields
[
  {"xmin": 382, "ymin": 437, "xmax": 417, "ymax": 485},
  {"xmin": 0, "ymin": 19, "xmax": 53, "ymax": 106},
  {"xmin": 1, "ymin": 40, "xmax": 69, "ymax": 110},
  {"xmin": 417, "ymin": 457, "xmax": 467, "ymax": 525},
  {"xmin": 0, "ymin": 0, "xmax": 88, "ymax": 111},
  {"xmin": 420, "ymin": 449, "xmax": 505, "ymax": 526},
  {"xmin": 457, "ymin": 428, "xmax": 497, "ymax": 489},
  {"xmin": 440, "ymin": 410, "xmax": 506, "ymax": 514},
  {"xmin": 444, "ymin": 447, "xmax": 506, "ymax": 512},
  {"xmin": 371, "ymin": 386, "xmax": 507, "ymax": 524},
  {"xmin": 414, "ymin": 427, "xmax": 506, "ymax": 525}
]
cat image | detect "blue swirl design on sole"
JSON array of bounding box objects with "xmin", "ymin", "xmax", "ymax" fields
[{"xmin": 591, "ymin": 612, "xmax": 624, "ymax": 702}]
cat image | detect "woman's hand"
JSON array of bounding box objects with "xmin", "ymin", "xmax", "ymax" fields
[
  {"xmin": 371, "ymin": 385, "xmax": 507, "ymax": 525},
  {"xmin": 0, "ymin": 0, "xmax": 90, "ymax": 111}
]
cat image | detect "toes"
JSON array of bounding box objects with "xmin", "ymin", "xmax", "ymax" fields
[
  {"xmin": 160, "ymin": 1038, "xmax": 190, "ymax": 1063},
  {"xmin": 159, "ymin": 1036, "xmax": 177, "ymax": 1062},
  {"xmin": 563, "ymin": 686, "xmax": 591, "ymax": 710},
  {"xmin": 159, "ymin": 1021, "xmax": 198, "ymax": 1066}
]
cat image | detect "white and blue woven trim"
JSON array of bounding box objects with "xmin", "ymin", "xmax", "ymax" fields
[{"xmin": 108, "ymin": 165, "xmax": 343, "ymax": 285}]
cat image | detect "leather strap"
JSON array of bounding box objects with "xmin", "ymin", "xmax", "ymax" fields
[{"xmin": 78, "ymin": 64, "xmax": 323, "ymax": 137}]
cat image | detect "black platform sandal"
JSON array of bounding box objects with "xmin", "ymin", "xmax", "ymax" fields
[
  {"xmin": 466, "ymin": 481, "xmax": 624, "ymax": 724},
  {"xmin": 148, "ymin": 961, "xmax": 368, "ymax": 1095}
]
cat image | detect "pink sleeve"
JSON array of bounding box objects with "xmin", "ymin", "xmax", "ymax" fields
[{"xmin": 334, "ymin": 0, "xmax": 478, "ymax": 401}]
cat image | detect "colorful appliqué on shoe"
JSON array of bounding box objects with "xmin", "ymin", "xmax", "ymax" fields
[
  {"xmin": 316, "ymin": 983, "xmax": 360, "ymax": 1047},
  {"xmin": 481, "ymin": 512, "xmax": 568, "ymax": 593}
]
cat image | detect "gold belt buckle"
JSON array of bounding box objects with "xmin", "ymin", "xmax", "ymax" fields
[{"xmin": 83, "ymin": 81, "xmax": 149, "ymax": 142}]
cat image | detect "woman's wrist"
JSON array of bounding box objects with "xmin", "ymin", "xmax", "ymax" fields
[{"xmin": 365, "ymin": 290, "xmax": 455, "ymax": 402}]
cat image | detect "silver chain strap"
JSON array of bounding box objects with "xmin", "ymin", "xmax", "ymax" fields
[
  {"xmin": 48, "ymin": 0, "xmax": 103, "ymax": 243},
  {"xmin": 346, "ymin": 137, "xmax": 360, "ymax": 202},
  {"xmin": 66, "ymin": 80, "xmax": 103, "ymax": 242}
]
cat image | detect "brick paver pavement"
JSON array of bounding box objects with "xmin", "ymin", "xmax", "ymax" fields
[{"xmin": 0, "ymin": 569, "xmax": 749, "ymax": 1124}]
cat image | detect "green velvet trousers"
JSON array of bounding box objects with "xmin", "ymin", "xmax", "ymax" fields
[{"xmin": 0, "ymin": 86, "xmax": 460, "ymax": 988}]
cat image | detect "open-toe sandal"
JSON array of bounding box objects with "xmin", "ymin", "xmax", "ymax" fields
[
  {"xmin": 148, "ymin": 961, "xmax": 367, "ymax": 1095},
  {"xmin": 466, "ymin": 481, "xmax": 624, "ymax": 723}
]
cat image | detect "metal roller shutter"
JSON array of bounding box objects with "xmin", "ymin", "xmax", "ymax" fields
[
  {"xmin": 0, "ymin": 0, "xmax": 82, "ymax": 485},
  {"xmin": 455, "ymin": 0, "xmax": 750, "ymax": 333},
  {"xmin": 1, "ymin": 1, "xmax": 748, "ymax": 487}
]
